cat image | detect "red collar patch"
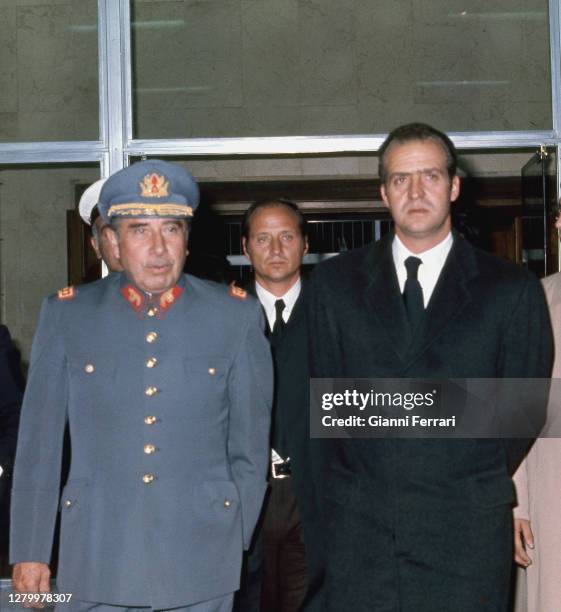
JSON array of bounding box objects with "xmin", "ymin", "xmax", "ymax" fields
[
  {"xmin": 159, "ymin": 286, "xmax": 183, "ymax": 312},
  {"xmin": 122, "ymin": 285, "xmax": 144, "ymax": 312},
  {"xmin": 121, "ymin": 284, "xmax": 183, "ymax": 316}
]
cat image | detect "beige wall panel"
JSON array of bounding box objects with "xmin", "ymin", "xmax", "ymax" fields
[{"xmin": 0, "ymin": 166, "xmax": 99, "ymax": 362}]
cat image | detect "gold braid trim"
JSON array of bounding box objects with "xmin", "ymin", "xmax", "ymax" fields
[{"xmin": 108, "ymin": 203, "xmax": 193, "ymax": 218}]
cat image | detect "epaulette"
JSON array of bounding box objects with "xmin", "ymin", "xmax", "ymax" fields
[
  {"xmin": 57, "ymin": 286, "xmax": 76, "ymax": 301},
  {"xmin": 229, "ymin": 283, "xmax": 247, "ymax": 300}
]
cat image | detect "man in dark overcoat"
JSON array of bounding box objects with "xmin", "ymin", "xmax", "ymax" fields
[{"xmin": 307, "ymin": 123, "xmax": 553, "ymax": 612}]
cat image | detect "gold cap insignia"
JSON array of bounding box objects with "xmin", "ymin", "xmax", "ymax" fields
[
  {"xmin": 229, "ymin": 283, "xmax": 247, "ymax": 300},
  {"xmin": 57, "ymin": 286, "xmax": 75, "ymax": 301},
  {"xmin": 139, "ymin": 173, "xmax": 170, "ymax": 198}
]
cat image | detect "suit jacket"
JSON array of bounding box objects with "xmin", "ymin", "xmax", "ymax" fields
[
  {"xmin": 10, "ymin": 273, "xmax": 273, "ymax": 609},
  {"xmin": 0, "ymin": 324, "xmax": 22, "ymax": 476},
  {"xmin": 513, "ymin": 272, "xmax": 561, "ymax": 612},
  {"xmin": 248, "ymin": 280, "xmax": 325, "ymax": 610},
  {"xmin": 307, "ymin": 233, "xmax": 553, "ymax": 612},
  {"xmin": 0, "ymin": 324, "xmax": 23, "ymax": 547},
  {"xmin": 275, "ymin": 282, "xmax": 326, "ymax": 611}
]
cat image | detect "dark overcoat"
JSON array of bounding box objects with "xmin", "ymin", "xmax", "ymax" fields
[
  {"xmin": 272, "ymin": 282, "xmax": 325, "ymax": 609},
  {"xmin": 0, "ymin": 324, "xmax": 23, "ymax": 548},
  {"xmin": 236, "ymin": 281, "xmax": 325, "ymax": 612},
  {"xmin": 306, "ymin": 233, "xmax": 553, "ymax": 612}
]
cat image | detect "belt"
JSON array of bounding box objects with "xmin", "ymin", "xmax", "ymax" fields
[{"xmin": 271, "ymin": 458, "xmax": 291, "ymax": 479}]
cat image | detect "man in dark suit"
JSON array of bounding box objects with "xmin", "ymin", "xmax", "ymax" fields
[
  {"xmin": 0, "ymin": 324, "xmax": 22, "ymax": 561},
  {"xmin": 307, "ymin": 123, "xmax": 553, "ymax": 612},
  {"xmin": 236, "ymin": 199, "xmax": 320, "ymax": 612}
]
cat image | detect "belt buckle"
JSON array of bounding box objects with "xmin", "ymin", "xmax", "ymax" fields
[{"xmin": 271, "ymin": 460, "xmax": 289, "ymax": 479}]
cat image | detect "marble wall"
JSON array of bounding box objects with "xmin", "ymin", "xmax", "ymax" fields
[
  {"xmin": 132, "ymin": 0, "xmax": 552, "ymax": 138},
  {"xmin": 0, "ymin": 165, "xmax": 99, "ymax": 361},
  {"xmin": 0, "ymin": 0, "xmax": 552, "ymax": 141},
  {"xmin": 0, "ymin": 0, "xmax": 554, "ymax": 359},
  {"xmin": 0, "ymin": 0, "xmax": 98, "ymax": 142}
]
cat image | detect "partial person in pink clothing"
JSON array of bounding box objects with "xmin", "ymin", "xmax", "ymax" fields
[{"xmin": 513, "ymin": 214, "xmax": 561, "ymax": 612}]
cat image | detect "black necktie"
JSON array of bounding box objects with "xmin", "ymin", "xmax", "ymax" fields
[
  {"xmin": 403, "ymin": 256, "xmax": 424, "ymax": 331},
  {"xmin": 271, "ymin": 299, "xmax": 286, "ymax": 345}
]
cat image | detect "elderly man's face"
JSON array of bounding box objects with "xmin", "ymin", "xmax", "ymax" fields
[
  {"xmin": 108, "ymin": 218, "xmax": 188, "ymax": 293},
  {"xmin": 91, "ymin": 217, "xmax": 123, "ymax": 273}
]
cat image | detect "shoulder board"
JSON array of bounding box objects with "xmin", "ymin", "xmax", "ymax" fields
[
  {"xmin": 57, "ymin": 286, "xmax": 76, "ymax": 301},
  {"xmin": 229, "ymin": 283, "xmax": 247, "ymax": 300}
]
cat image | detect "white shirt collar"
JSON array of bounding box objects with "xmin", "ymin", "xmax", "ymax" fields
[
  {"xmin": 255, "ymin": 278, "xmax": 302, "ymax": 329},
  {"xmin": 392, "ymin": 232, "xmax": 453, "ymax": 307}
]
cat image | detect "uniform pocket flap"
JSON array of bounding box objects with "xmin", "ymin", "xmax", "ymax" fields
[{"xmin": 59, "ymin": 478, "xmax": 88, "ymax": 510}]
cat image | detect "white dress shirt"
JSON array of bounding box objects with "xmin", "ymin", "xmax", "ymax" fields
[
  {"xmin": 255, "ymin": 278, "xmax": 302, "ymax": 463},
  {"xmin": 255, "ymin": 278, "xmax": 302, "ymax": 330},
  {"xmin": 392, "ymin": 233, "xmax": 453, "ymax": 308}
]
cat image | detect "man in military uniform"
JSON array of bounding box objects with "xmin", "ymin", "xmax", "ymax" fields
[
  {"xmin": 10, "ymin": 160, "xmax": 273, "ymax": 612},
  {"xmin": 78, "ymin": 178, "xmax": 123, "ymax": 273}
]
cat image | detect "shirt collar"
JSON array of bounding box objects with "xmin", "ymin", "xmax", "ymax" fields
[
  {"xmin": 392, "ymin": 232, "xmax": 453, "ymax": 270},
  {"xmin": 255, "ymin": 277, "xmax": 302, "ymax": 325}
]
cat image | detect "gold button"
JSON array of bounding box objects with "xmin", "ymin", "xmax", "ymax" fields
[
  {"xmin": 147, "ymin": 308, "xmax": 158, "ymax": 317},
  {"xmin": 145, "ymin": 386, "xmax": 158, "ymax": 397},
  {"xmin": 144, "ymin": 415, "xmax": 157, "ymax": 425},
  {"xmin": 146, "ymin": 357, "xmax": 158, "ymax": 368},
  {"xmin": 208, "ymin": 368, "xmax": 216, "ymax": 375},
  {"xmin": 142, "ymin": 474, "xmax": 154, "ymax": 484},
  {"xmin": 224, "ymin": 500, "xmax": 231, "ymax": 508},
  {"xmin": 146, "ymin": 332, "xmax": 158, "ymax": 343},
  {"xmin": 64, "ymin": 500, "xmax": 72, "ymax": 508},
  {"xmin": 144, "ymin": 444, "xmax": 156, "ymax": 454},
  {"xmin": 84, "ymin": 364, "xmax": 95, "ymax": 374}
]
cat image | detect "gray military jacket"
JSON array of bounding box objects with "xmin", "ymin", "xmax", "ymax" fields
[{"xmin": 10, "ymin": 273, "xmax": 273, "ymax": 609}]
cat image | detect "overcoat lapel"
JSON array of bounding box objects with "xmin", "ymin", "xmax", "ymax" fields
[
  {"xmin": 360, "ymin": 234, "xmax": 413, "ymax": 363},
  {"xmin": 410, "ymin": 234, "xmax": 478, "ymax": 360}
]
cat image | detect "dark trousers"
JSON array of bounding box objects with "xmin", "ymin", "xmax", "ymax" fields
[{"xmin": 235, "ymin": 478, "xmax": 308, "ymax": 612}]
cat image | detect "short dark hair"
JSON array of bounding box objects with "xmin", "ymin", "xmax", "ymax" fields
[
  {"xmin": 242, "ymin": 199, "xmax": 307, "ymax": 240},
  {"xmin": 378, "ymin": 123, "xmax": 458, "ymax": 185}
]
